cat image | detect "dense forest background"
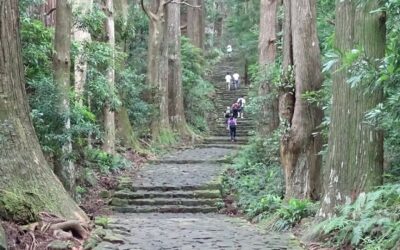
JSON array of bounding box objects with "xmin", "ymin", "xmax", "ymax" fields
[{"xmin": 1, "ymin": 0, "xmax": 400, "ymax": 249}]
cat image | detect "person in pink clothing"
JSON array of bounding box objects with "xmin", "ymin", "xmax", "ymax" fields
[{"xmin": 227, "ymin": 115, "xmax": 237, "ymax": 142}]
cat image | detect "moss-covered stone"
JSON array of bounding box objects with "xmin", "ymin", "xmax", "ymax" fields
[
  {"xmin": 94, "ymin": 216, "xmax": 110, "ymax": 228},
  {"xmin": 103, "ymin": 230, "xmax": 124, "ymax": 244},
  {"xmin": 99, "ymin": 190, "xmax": 111, "ymax": 199},
  {"xmin": 0, "ymin": 224, "xmax": 7, "ymax": 250},
  {"xmin": 0, "ymin": 190, "xmax": 45, "ymax": 223},
  {"xmin": 47, "ymin": 240, "xmax": 73, "ymax": 250}
]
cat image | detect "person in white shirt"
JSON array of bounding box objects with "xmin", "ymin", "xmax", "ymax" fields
[
  {"xmin": 237, "ymin": 96, "xmax": 246, "ymax": 118},
  {"xmin": 225, "ymin": 72, "xmax": 232, "ymax": 90},
  {"xmin": 232, "ymin": 72, "xmax": 240, "ymax": 89},
  {"xmin": 226, "ymin": 45, "xmax": 232, "ymax": 57}
]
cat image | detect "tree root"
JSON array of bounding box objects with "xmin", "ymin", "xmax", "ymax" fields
[{"xmin": 50, "ymin": 220, "xmax": 89, "ymax": 240}]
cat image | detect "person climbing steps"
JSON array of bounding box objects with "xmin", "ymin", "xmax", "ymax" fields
[
  {"xmin": 237, "ymin": 95, "xmax": 246, "ymax": 118},
  {"xmin": 228, "ymin": 115, "xmax": 237, "ymax": 142},
  {"xmin": 225, "ymin": 72, "xmax": 232, "ymax": 91}
]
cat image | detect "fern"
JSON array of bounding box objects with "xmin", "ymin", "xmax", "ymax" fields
[{"xmin": 317, "ymin": 184, "xmax": 400, "ymax": 249}]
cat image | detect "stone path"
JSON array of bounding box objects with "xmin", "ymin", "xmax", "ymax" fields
[
  {"xmin": 95, "ymin": 213, "xmax": 301, "ymax": 250},
  {"xmin": 96, "ymin": 57, "xmax": 303, "ymax": 249}
]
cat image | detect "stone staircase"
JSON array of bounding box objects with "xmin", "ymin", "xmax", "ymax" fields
[
  {"xmin": 110, "ymin": 57, "xmax": 254, "ymax": 214},
  {"xmin": 110, "ymin": 148, "xmax": 231, "ymax": 214},
  {"xmin": 203, "ymin": 65, "xmax": 256, "ymax": 147}
]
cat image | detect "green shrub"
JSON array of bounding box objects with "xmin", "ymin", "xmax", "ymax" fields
[
  {"xmin": 316, "ymin": 184, "xmax": 400, "ymax": 249},
  {"xmin": 83, "ymin": 148, "xmax": 129, "ymax": 173},
  {"xmin": 274, "ymin": 199, "xmax": 317, "ymax": 231},
  {"xmin": 181, "ymin": 37, "xmax": 215, "ymax": 133},
  {"xmin": 222, "ymin": 131, "xmax": 285, "ymax": 221}
]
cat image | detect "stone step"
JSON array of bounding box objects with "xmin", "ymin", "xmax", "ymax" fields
[
  {"xmin": 196, "ymin": 144, "xmax": 242, "ymax": 149},
  {"xmin": 118, "ymin": 183, "xmax": 221, "ymax": 192},
  {"xmin": 211, "ymin": 132, "xmax": 253, "ymax": 137},
  {"xmin": 113, "ymin": 205, "xmax": 218, "ymax": 213},
  {"xmin": 114, "ymin": 189, "xmax": 221, "ymax": 200},
  {"xmin": 215, "ymin": 117, "xmax": 255, "ymax": 121},
  {"xmin": 212, "ymin": 128, "xmax": 255, "ymax": 133},
  {"xmin": 204, "ymin": 136, "xmax": 249, "ymax": 145},
  {"xmin": 112, "ymin": 197, "xmax": 222, "ymax": 207},
  {"xmin": 214, "ymin": 122, "xmax": 256, "ymax": 127}
]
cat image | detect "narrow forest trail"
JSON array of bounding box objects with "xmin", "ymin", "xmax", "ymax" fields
[{"xmin": 94, "ymin": 57, "xmax": 302, "ymax": 249}]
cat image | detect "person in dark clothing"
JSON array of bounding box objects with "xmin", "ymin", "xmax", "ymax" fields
[
  {"xmin": 231, "ymin": 102, "xmax": 240, "ymax": 118},
  {"xmin": 227, "ymin": 115, "xmax": 237, "ymax": 142}
]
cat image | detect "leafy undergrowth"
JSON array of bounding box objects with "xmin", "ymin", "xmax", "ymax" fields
[
  {"xmin": 221, "ymin": 132, "xmax": 317, "ymax": 231},
  {"xmin": 312, "ymin": 184, "xmax": 400, "ymax": 250}
]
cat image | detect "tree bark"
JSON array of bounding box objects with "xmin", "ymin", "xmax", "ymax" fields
[
  {"xmin": 280, "ymin": 0, "xmax": 323, "ymax": 200},
  {"xmin": 167, "ymin": 2, "xmax": 189, "ymax": 135},
  {"xmin": 102, "ymin": 0, "xmax": 116, "ymax": 154},
  {"xmin": 53, "ymin": 0, "xmax": 75, "ymax": 194},
  {"xmin": 44, "ymin": 0, "xmax": 57, "ymax": 27},
  {"xmin": 319, "ymin": 0, "xmax": 385, "ymax": 218},
  {"xmin": 0, "ymin": 0, "xmax": 86, "ymax": 221},
  {"xmin": 143, "ymin": 0, "xmax": 171, "ymax": 139},
  {"xmin": 114, "ymin": 1, "xmax": 141, "ymax": 150},
  {"xmin": 73, "ymin": 0, "xmax": 93, "ymax": 105},
  {"xmin": 214, "ymin": 1, "xmax": 226, "ymax": 47},
  {"xmin": 187, "ymin": 0, "xmax": 204, "ymax": 50},
  {"xmin": 258, "ymin": 0, "xmax": 279, "ymax": 135},
  {"xmin": 279, "ymin": 0, "xmax": 294, "ymax": 126},
  {"xmin": 114, "ymin": 0, "xmax": 129, "ymax": 24}
]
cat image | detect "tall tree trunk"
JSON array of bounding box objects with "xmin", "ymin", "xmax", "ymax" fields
[
  {"xmin": 73, "ymin": 0, "xmax": 93, "ymax": 105},
  {"xmin": 115, "ymin": 1, "xmax": 142, "ymax": 151},
  {"xmin": 167, "ymin": 2, "xmax": 188, "ymax": 135},
  {"xmin": 143, "ymin": 0, "xmax": 171, "ymax": 139},
  {"xmin": 258, "ymin": 0, "xmax": 279, "ymax": 135},
  {"xmin": 279, "ymin": 0, "xmax": 294, "ymax": 127},
  {"xmin": 53, "ymin": 0, "xmax": 75, "ymax": 194},
  {"xmin": 114, "ymin": 0, "xmax": 129, "ymax": 24},
  {"xmin": 180, "ymin": 4, "xmax": 188, "ymax": 36},
  {"xmin": 187, "ymin": 0, "xmax": 205, "ymax": 50},
  {"xmin": 102, "ymin": 0, "xmax": 116, "ymax": 154},
  {"xmin": 319, "ymin": 0, "xmax": 385, "ymax": 217},
  {"xmin": 214, "ymin": 1, "xmax": 225, "ymax": 47},
  {"xmin": 44, "ymin": 0, "xmax": 57, "ymax": 27},
  {"xmin": 0, "ymin": 0, "xmax": 86, "ymax": 221},
  {"xmin": 280, "ymin": 0, "xmax": 323, "ymax": 200}
]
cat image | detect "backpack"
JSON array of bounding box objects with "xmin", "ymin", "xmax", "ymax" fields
[
  {"xmin": 228, "ymin": 118, "xmax": 236, "ymax": 126},
  {"xmin": 238, "ymin": 99, "xmax": 243, "ymax": 107}
]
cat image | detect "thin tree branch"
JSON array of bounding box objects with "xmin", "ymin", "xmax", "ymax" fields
[
  {"xmin": 163, "ymin": 0, "xmax": 174, "ymax": 7},
  {"xmin": 171, "ymin": 0, "xmax": 201, "ymax": 8},
  {"xmin": 46, "ymin": 7, "xmax": 56, "ymax": 16},
  {"xmin": 140, "ymin": 0, "xmax": 159, "ymax": 21}
]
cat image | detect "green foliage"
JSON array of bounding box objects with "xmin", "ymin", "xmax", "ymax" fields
[
  {"xmin": 95, "ymin": 216, "xmax": 110, "ymax": 228},
  {"xmin": 155, "ymin": 129, "xmax": 177, "ymax": 146},
  {"xmin": 225, "ymin": 0, "xmax": 260, "ymax": 62},
  {"xmin": 85, "ymin": 41, "xmax": 122, "ymax": 113},
  {"xmin": 222, "ymin": 131, "xmax": 285, "ymax": 220},
  {"xmin": 75, "ymin": 3, "xmax": 107, "ymax": 40},
  {"xmin": 181, "ymin": 37, "xmax": 215, "ymax": 133},
  {"xmin": 316, "ymin": 184, "xmax": 400, "ymax": 249},
  {"xmin": 117, "ymin": 68, "xmax": 151, "ymax": 134},
  {"xmin": 21, "ymin": 18, "xmax": 53, "ymax": 80},
  {"xmin": 274, "ymin": 199, "xmax": 317, "ymax": 231},
  {"xmin": 83, "ymin": 148, "xmax": 129, "ymax": 173}
]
